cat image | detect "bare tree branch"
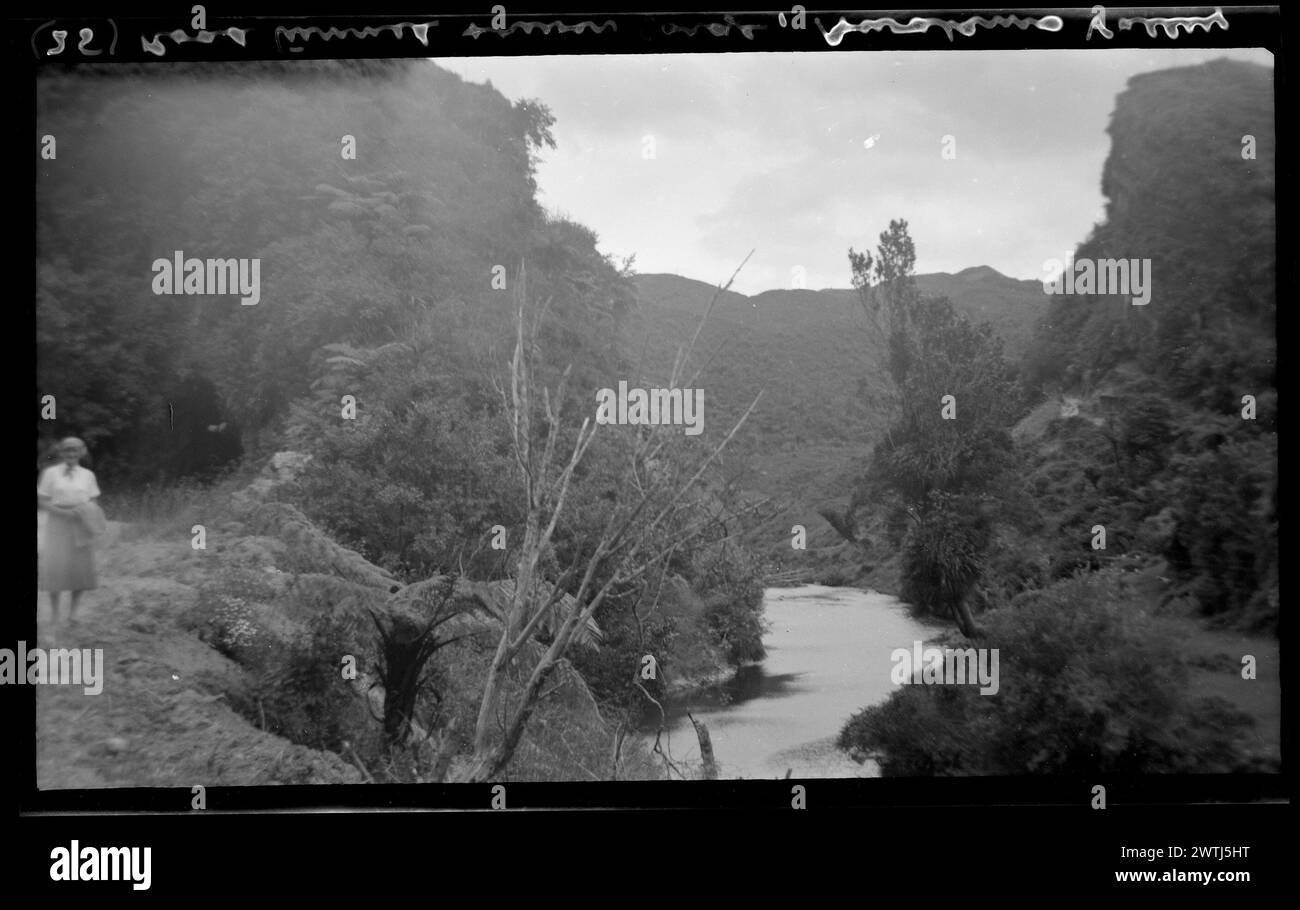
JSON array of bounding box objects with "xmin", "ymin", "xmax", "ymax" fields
[{"xmin": 456, "ymin": 254, "xmax": 758, "ymax": 783}]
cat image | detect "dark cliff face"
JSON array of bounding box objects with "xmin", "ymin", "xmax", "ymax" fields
[
  {"xmin": 1036, "ymin": 58, "xmax": 1275, "ymax": 407},
  {"xmin": 1100, "ymin": 58, "xmax": 1274, "ymax": 288},
  {"xmin": 1102, "ymin": 59, "xmax": 1274, "ymax": 234}
]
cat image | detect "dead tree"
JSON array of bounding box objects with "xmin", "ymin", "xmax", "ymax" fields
[
  {"xmin": 436, "ymin": 258, "xmax": 760, "ymax": 783},
  {"xmin": 687, "ymin": 712, "xmax": 718, "ymax": 780}
]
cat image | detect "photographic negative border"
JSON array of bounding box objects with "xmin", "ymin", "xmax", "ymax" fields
[{"xmin": 12, "ymin": 0, "xmax": 1288, "ymax": 825}]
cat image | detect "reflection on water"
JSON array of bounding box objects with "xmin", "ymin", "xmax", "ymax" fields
[
  {"xmin": 662, "ymin": 664, "xmax": 803, "ymax": 715},
  {"xmin": 644, "ymin": 584, "xmax": 947, "ymax": 779}
]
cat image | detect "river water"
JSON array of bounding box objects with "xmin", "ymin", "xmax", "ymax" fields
[{"xmin": 645, "ymin": 584, "xmax": 948, "ymax": 779}]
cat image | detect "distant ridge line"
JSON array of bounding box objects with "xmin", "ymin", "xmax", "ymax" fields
[{"xmin": 635, "ymin": 266, "xmax": 1044, "ymax": 298}]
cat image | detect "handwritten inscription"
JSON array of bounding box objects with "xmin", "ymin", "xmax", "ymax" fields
[
  {"xmin": 818, "ymin": 13, "xmax": 1063, "ymax": 46},
  {"xmin": 273, "ymin": 21, "xmax": 436, "ymax": 54},
  {"xmin": 142, "ymin": 27, "xmax": 249, "ymax": 56},
  {"xmin": 661, "ymin": 15, "xmax": 764, "ymax": 40},
  {"xmin": 1119, "ymin": 7, "xmax": 1228, "ymax": 39},
  {"xmin": 31, "ymin": 19, "xmax": 118, "ymax": 59},
  {"xmin": 463, "ymin": 20, "xmax": 616, "ymax": 39}
]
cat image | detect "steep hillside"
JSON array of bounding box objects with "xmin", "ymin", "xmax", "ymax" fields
[
  {"xmin": 913, "ymin": 267, "xmax": 1044, "ymax": 358},
  {"xmin": 625, "ymin": 267, "xmax": 1046, "ymax": 562},
  {"xmin": 37, "ymin": 59, "xmax": 626, "ymax": 484},
  {"xmin": 1028, "ymin": 58, "xmax": 1275, "ymax": 410},
  {"xmin": 836, "ymin": 60, "xmax": 1277, "ymax": 776},
  {"xmin": 1015, "ymin": 58, "xmax": 1277, "ymax": 628},
  {"xmin": 629, "ymin": 266, "xmax": 1043, "ymax": 449},
  {"xmin": 36, "ymin": 61, "xmax": 752, "ymax": 786},
  {"xmin": 627, "ymin": 274, "xmax": 871, "ymax": 451}
]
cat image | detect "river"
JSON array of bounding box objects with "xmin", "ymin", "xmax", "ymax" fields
[{"xmin": 644, "ymin": 584, "xmax": 948, "ymax": 779}]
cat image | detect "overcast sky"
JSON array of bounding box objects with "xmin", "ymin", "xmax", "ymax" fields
[{"xmin": 435, "ymin": 48, "xmax": 1273, "ymax": 296}]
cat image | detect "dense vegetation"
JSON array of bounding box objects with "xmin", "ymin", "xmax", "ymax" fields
[
  {"xmin": 1017, "ymin": 58, "xmax": 1277, "ymax": 632},
  {"xmin": 37, "ymin": 60, "xmax": 766, "ymax": 780},
  {"xmin": 845, "ymin": 220, "xmax": 1027, "ymax": 636},
  {"xmin": 838, "ymin": 59, "xmax": 1277, "ymax": 775},
  {"xmin": 839, "ymin": 574, "xmax": 1261, "ymax": 775},
  {"xmin": 35, "ymin": 56, "xmax": 1275, "ymax": 782},
  {"xmin": 628, "ymin": 269, "xmax": 1044, "ymax": 460},
  {"xmin": 627, "ymin": 267, "xmax": 1046, "ymax": 583}
]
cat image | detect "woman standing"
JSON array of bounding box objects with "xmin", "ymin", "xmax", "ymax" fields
[{"xmin": 37, "ymin": 437, "xmax": 104, "ymax": 625}]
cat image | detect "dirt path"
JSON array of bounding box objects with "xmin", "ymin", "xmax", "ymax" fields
[{"xmin": 35, "ymin": 521, "xmax": 360, "ymax": 790}]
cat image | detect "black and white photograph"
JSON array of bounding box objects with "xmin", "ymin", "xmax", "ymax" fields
[{"xmin": 14, "ymin": 3, "xmax": 1284, "ymax": 886}]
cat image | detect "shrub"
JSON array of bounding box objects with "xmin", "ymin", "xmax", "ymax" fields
[
  {"xmin": 702, "ymin": 590, "xmax": 768, "ymax": 665},
  {"xmin": 980, "ymin": 531, "xmax": 1049, "ymax": 602},
  {"xmin": 692, "ymin": 545, "xmax": 767, "ymax": 666},
  {"xmin": 1116, "ymin": 393, "xmax": 1175, "ymax": 477},
  {"xmin": 1164, "ymin": 437, "xmax": 1275, "ymax": 619},
  {"xmin": 571, "ymin": 612, "xmax": 677, "ymax": 723},
  {"xmin": 840, "ymin": 573, "xmax": 1257, "ymax": 775},
  {"xmin": 207, "ymin": 594, "xmax": 259, "ymax": 659},
  {"xmin": 256, "ymin": 611, "xmax": 363, "ymax": 753},
  {"xmin": 899, "ymin": 491, "xmax": 989, "ymax": 621},
  {"xmin": 192, "ymin": 568, "xmax": 279, "ymax": 661},
  {"xmin": 1020, "ymin": 340, "xmax": 1068, "ymax": 391}
]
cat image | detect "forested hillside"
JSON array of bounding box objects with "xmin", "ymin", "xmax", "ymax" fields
[
  {"xmin": 1018, "ymin": 58, "xmax": 1277, "ymax": 626},
  {"xmin": 36, "ymin": 60, "xmax": 766, "ymax": 784},
  {"xmin": 628, "ymin": 266, "xmax": 1046, "ymax": 578},
  {"xmin": 38, "ymin": 60, "xmax": 618, "ymax": 480},
  {"xmin": 836, "ymin": 59, "xmax": 1277, "ymax": 775},
  {"xmin": 34, "ymin": 55, "xmax": 1277, "ymax": 786},
  {"xmin": 631, "ymin": 266, "xmax": 1043, "ymax": 454},
  {"xmin": 1026, "ymin": 58, "xmax": 1275, "ymax": 409}
]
